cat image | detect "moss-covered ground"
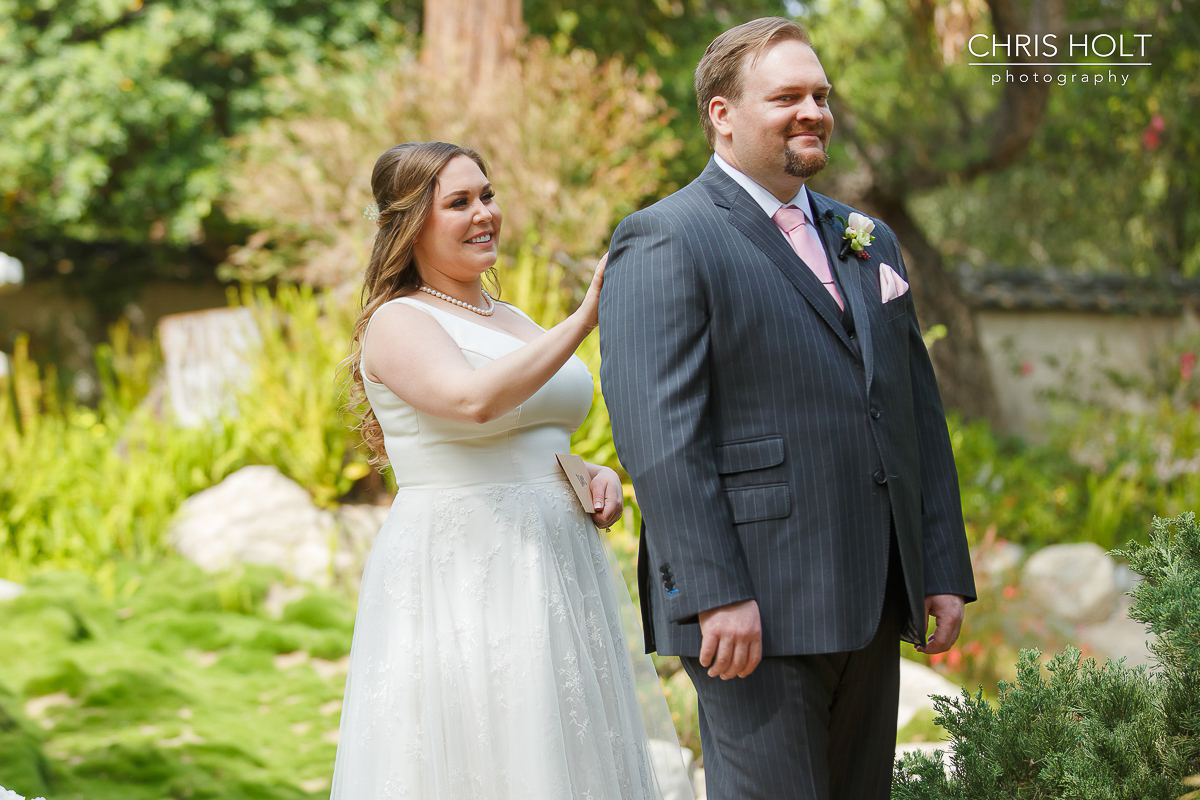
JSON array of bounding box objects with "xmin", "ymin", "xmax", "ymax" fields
[{"xmin": 0, "ymin": 560, "xmax": 354, "ymax": 799}]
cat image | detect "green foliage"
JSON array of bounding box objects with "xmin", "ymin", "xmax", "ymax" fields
[
  {"xmin": 947, "ymin": 398, "xmax": 1200, "ymax": 553},
  {"xmin": 0, "ymin": 330, "xmax": 242, "ymax": 579},
  {"xmin": 0, "ymin": 680, "xmax": 52, "ymax": 797},
  {"xmin": 229, "ymin": 286, "xmax": 370, "ymax": 507},
  {"xmin": 0, "ymin": 0, "xmax": 413, "ymax": 248},
  {"xmin": 0, "ymin": 286, "xmax": 365, "ymax": 580},
  {"xmin": 893, "ymin": 513, "xmax": 1200, "ymax": 799},
  {"xmin": 950, "ymin": 414, "xmax": 1084, "ymax": 548},
  {"xmin": 913, "ymin": 538, "xmax": 1073, "ymax": 693},
  {"xmin": 896, "ymin": 0, "xmax": 1200, "ymax": 275},
  {"xmin": 898, "ymin": 708, "xmax": 949, "ymax": 745},
  {"xmin": 1115, "ymin": 515, "xmax": 1200, "ymax": 749},
  {"xmin": 524, "ymin": 0, "xmax": 785, "ymax": 187},
  {"xmin": 929, "ymin": 401, "xmax": 1200, "ymax": 693},
  {"xmin": 220, "ymin": 39, "xmax": 680, "ymax": 287},
  {"xmin": 1054, "ymin": 402, "xmax": 1200, "ymax": 547},
  {"xmin": 0, "ymin": 561, "xmax": 352, "ymax": 799}
]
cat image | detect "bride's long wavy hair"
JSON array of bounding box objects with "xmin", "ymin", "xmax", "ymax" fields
[{"xmin": 346, "ymin": 142, "xmax": 494, "ymax": 465}]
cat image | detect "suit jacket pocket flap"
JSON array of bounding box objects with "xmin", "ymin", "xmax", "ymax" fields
[
  {"xmin": 725, "ymin": 483, "xmax": 791, "ymax": 524},
  {"xmin": 715, "ymin": 436, "xmax": 785, "ymax": 474}
]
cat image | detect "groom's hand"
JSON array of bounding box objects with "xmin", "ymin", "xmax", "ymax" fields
[
  {"xmin": 698, "ymin": 599, "xmax": 762, "ymax": 679},
  {"xmin": 916, "ymin": 593, "xmax": 966, "ymax": 655}
]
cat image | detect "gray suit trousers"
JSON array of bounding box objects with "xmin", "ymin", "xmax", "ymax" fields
[{"xmin": 682, "ymin": 544, "xmax": 905, "ymax": 800}]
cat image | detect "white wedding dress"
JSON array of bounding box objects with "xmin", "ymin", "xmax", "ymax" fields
[{"xmin": 330, "ymin": 297, "xmax": 675, "ymax": 800}]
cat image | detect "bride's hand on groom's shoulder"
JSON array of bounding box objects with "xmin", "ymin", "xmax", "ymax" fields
[
  {"xmin": 587, "ymin": 464, "xmax": 622, "ymax": 529},
  {"xmin": 574, "ymin": 253, "xmax": 608, "ymax": 333}
]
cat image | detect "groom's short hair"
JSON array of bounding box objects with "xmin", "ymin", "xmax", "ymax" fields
[{"xmin": 695, "ymin": 17, "xmax": 813, "ymax": 147}]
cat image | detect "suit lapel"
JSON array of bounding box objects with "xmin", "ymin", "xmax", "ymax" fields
[
  {"xmin": 699, "ymin": 163, "xmax": 855, "ymax": 352},
  {"xmin": 809, "ymin": 192, "xmax": 875, "ymax": 392}
]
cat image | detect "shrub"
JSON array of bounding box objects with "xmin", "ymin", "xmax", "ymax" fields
[
  {"xmin": 0, "ymin": 680, "xmax": 52, "ymax": 798},
  {"xmin": 0, "ymin": 286, "xmax": 364, "ymax": 578},
  {"xmin": 892, "ymin": 513, "xmax": 1200, "ymax": 799},
  {"xmin": 1053, "ymin": 402, "xmax": 1200, "ymax": 549},
  {"xmin": 911, "ymin": 530, "xmax": 1073, "ymax": 692},
  {"xmin": 219, "ymin": 39, "xmax": 681, "ymax": 288},
  {"xmin": 949, "ymin": 414, "xmax": 1086, "ymax": 549},
  {"xmin": 0, "ymin": 252, "xmax": 625, "ymax": 580},
  {"xmin": 0, "ymin": 560, "xmax": 353, "ymax": 799}
]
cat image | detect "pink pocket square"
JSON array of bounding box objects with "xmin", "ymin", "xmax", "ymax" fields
[{"xmin": 879, "ymin": 262, "xmax": 910, "ymax": 303}]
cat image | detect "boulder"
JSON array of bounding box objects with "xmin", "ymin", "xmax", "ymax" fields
[
  {"xmin": 0, "ymin": 580, "xmax": 25, "ymax": 603},
  {"xmin": 1077, "ymin": 594, "xmax": 1156, "ymax": 667},
  {"xmin": 0, "ymin": 252, "xmax": 23, "ymax": 293},
  {"xmin": 647, "ymin": 739, "xmax": 694, "ymax": 800},
  {"xmin": 1021, "ymin": 542, "xmax": 1119, "ymax": 625},
  {"xmin": 157, "ymin": 307, "xmax": 260, "ymax": 428},
  {"xmin": 331, "ymin": 503, "xmax": 390, "ymax": 585},
  {"xmin": 971, "ymin": 540, "xmax": 1025, "ymax": 583},
  {"xmin": 898, "ymin": 658, "xmax": 960, "ymax": 730},
  {"xmin": 170, "ymin": 466, "xmax": 336, "ymax": 586}
]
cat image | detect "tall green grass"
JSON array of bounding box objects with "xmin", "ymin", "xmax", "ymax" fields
[
  {"xmin": 0, "ymin": 287, "xmax": 366, "ymax": 582},
  {"xmin": 0, "ymin": 254, "xmax": 627, "ymax": 582}
]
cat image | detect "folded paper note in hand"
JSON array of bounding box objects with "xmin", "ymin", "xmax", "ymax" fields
[{"xmin": 555, "ymin": 454, "xmax": 594, "ymax": 514}]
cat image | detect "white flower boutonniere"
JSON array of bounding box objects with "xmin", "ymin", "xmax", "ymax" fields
[{"xmin": 837, "ymin": 212, "xmax": 876, "ymax": 260}]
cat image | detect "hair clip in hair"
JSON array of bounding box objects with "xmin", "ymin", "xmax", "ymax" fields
[{"xmin": 363, "ymin": 202, "xmax": 381, "ymax": 223}]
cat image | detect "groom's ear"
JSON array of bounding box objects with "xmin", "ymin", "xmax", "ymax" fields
[{"xmin": 709, "ymin": 96, "xmax": 734, "ymax": 138}]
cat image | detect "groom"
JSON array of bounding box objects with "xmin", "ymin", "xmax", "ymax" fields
[{"xmin": 599, "ymin": 17, "xmax": 976, "ymax": 800}]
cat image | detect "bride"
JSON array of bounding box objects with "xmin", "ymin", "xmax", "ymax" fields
[{"xmin": 330, "ymin": 141, "xmax": 677, "ymax": 799}]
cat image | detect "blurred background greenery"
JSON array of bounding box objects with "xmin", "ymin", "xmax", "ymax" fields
[{"xmin": 2, "ymin": 0, "xmax": 1199, "ymax": 796}]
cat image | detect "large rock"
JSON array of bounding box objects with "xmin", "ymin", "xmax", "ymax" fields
[
  {"xmin": 0, "ymin": 252, "xmax": 23, "ymax": 293},
  {"xmin": 898, "ymin": 658, "xmax": 960, "ymax": 730},
  {"xmin": 0, "ymin": 580, "xmax": 25, "ymax": 603},
  {"xmin": 647, "ymin": 739, "xmax": 694, "ymax": 800},
  {"xmin": 171, "ymin": 466, "xmax": 336, "ymax": 586},
  {"xmin": 971, "ymin": 540, "xmax": 1025, "ymax": 583},
  {"xmin": 1077, "ymin": 594, "xmax": 1156, "ymax": 667},
  {"xmin": 157, "ymin": 307, "xmax": 260, "ymax": 428},
  {"xmin": 1021, "ymin": 542, "xmax": 1119, "ymax": 625},
  {"xmin": 331, "ymin": 503, "xmax": 390, "ymax": 585}
]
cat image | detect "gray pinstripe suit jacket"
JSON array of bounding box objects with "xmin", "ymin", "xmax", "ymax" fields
[{"xmin": 598, "ymin": 159, "xmax": 975, "ymax": 657}]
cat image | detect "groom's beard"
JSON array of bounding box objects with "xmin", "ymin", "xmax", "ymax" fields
[
  {"xmin": 785, "ymin": 145, "xmax": 829, "ymax": 178},
  {"xmin": 784, "ymin": 124, "xmax": 830, "ymax": 178}
]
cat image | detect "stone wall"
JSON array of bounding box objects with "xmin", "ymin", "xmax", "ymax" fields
[{"xmin": 974, "ymin": 307, "xmax": 1199, "ymax": 436}]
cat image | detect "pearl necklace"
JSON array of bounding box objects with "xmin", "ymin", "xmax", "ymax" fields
[{"xmin": 417, "ymin": 285, "xmax": 495, "ymax": 316}]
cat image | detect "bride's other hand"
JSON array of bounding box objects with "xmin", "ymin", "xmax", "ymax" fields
[
  {"xmin": 575, "ymin": 253, "xmax": 608, "ymax": 333},
  {"xmin": 587, "ymin": 464, "xmax": 622, "ymax": 528}
]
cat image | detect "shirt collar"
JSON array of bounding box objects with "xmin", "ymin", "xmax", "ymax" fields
[{"xmin": 713, "ymin": 152, "xmax": 812, "ymax": 224}]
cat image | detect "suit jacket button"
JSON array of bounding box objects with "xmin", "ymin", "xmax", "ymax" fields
[
  {"xmin": 873, "ymin": 469, "xmax": 887, "ymax": 484},
  {"xmin": 870, "ymin": 406, "xmax": 881, "ymax": 419}
]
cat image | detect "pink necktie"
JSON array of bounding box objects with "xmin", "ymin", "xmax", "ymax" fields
[{"xmin": 772, "ymin": 205, "xmax": 843, "ymax": 310}]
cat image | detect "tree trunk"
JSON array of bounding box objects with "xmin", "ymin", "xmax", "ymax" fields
[
  {"xmin": 825, "ymin": 0, "xmax": 1067, "ymax": 427},
  {"xmin": 863, "ymin": 189, "xmax": 1002, "ymax": 424},
  {"xmin": 421, "ymin": 0, "xmax": 523, "ymax": 89}
]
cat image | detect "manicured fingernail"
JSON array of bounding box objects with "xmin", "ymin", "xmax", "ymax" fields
[{"xmin": 594, "ymin": 501, "xmax": 603, "ymax": 510}]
